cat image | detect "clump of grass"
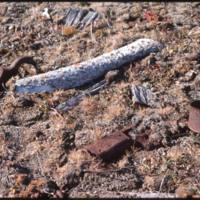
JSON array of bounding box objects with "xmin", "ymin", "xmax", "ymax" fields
[
  {"xmin": 80, "ymin": 96, "xmax": 103, "ymax": 116},
  {"xmin": 50, "ymin": 110, "xmax": 66, "ymax": 131},
  {"xmin": 102, "ymin": 101, "xmax": 125, "ymax": 122},
  {"xmin": 115, "ymin": 154, "xmax": 129, "ymax": 169},
  {"xmin": 68, "ymin": 149, "xmax": 93, "ymax": 167},
  {"xmin": 167, "ymin": 146, "xmax": 184, "ymax": 161},
  {"xmin": 157, "ymin": 106, "xmax": 174, "ymax": 116}
]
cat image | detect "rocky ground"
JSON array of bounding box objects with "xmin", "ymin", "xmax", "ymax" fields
[{"xmin": 0, "ymin": 2, "xmax": 200, "ymax": 198}]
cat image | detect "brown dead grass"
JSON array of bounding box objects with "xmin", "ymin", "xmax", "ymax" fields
[
  {"xmin": 102, "ymin": 102, "xmax": 125, "ymax": 122},
  {"xmin": 115, "ymin": 154, "xmax": 129, "ymax": 169},
  {"xmin": 143, "ymin": 176, "xmax": 156, "ymax": 189},
  {"xmin": 19, "ymin": 178, "xmax": 47, "ymax": 198},
  {"xmin": 167, "ymin": 146, "xmax": 185, "ymax": 161},
  {"xmin": 157, "ymin": 106, "xmax": 175, "ymax": 116},
  {"xmin": 68, "ymin": 149, "xmax": 93, "ymax": 167},
  {"xmin": 93, "ymin": 127, "xmax": 103, "ymax": 141},
  {"xmin": 136, "ymin": 106, "xmax": 149, "ymax": 117},
  {"xmin": 176, "ymin": 184, "xmax": 195, "ymax": 198},
  {"xmin": 50, "ymin": 112, "xmax": 67, "ymax": 131},
  {"xmin": 80, "ymin": 96, "xmax": 103, "ymax": 116}
]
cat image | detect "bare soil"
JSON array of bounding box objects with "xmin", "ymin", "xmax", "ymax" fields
[{"xmin": 0, "ymin": 2, "xmax": 200, "ymax": 198}]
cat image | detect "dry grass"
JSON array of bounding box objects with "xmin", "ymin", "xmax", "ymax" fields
[
  {"xmin": 136, "ymin": 106, "xmax": 149, "ymax": 117},
  {"xmin": 143, "ymin": 176, "xmax": 156, "ymax": 190},
  {"xmin": 80, "ymin": 96, "xmax": 103, "ymax": 116},
  {"xmin": 176, "ymin": 184, "xmax": 195, "ymax": 198},
  {"xmin": 1, "ymin": 2, "xmax": 200, "ymax": 197},
  {"xmin": 115, "ymin": 154, "xmax": 129, "ymax": 169},
  {"xmin": 167, "ymin": 146, "xmax": 185, "ymax": 161},
  {"xmin": 93, "ymin": 127, "xmax": 103, "ymax": 141},
  {"xmin": 19, "ymin": 178, "xmax": 47, "ymax": 198},
  {"xmin": 68, "ymin": 149, "xmax": 93, "ymax": 167},
  {"xmin": 104, "ymin": 32, "xmax": 125, "ymax": 51},
  {"xmin": 0, "ymin": 94, "xmax": 16, "ymax": 114},
  {"xmin": 157, "ymin": 106, "xmax": 175, "ymax": 116},
  {"xmin": 50, "ymin": 111, "xmax": 67, "ymax": 131},
  {"xmin": 102, "ymin": 101, "xmax": 125, "ymax": 122}
]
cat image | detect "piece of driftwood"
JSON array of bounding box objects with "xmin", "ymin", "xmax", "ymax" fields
[
  {"xmin": 57, "ymin": 7, "xmax": 102, "ymax": 29},
  {"xmin": 56, "ymin": 70, "xmax": 120, "ymax": 112},
  {"xmin": 56, "ymin": 80, "xmax": 107, "ymax": 112},
  {"xmin": 15, "ymin": 38, "xmax": 164, "ymax": 94}
]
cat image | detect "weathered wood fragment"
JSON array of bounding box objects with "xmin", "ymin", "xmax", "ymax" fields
[
  {"xmin": 56, "ymin": 80, "xmax": 107, "ymax": 112},
  {"xmin": 131, "ymin": 85, "xmax": 153, "ymax": 106},
  {"xmin": 57, "ymin": 7, "xmax": 102, "ymax": 29},
  {"xmin": 15, "ymin": 38, "xmax": 164, "ymax": 94}
]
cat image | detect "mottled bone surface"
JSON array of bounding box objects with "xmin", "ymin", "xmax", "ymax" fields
[{"xmin": 15, "ymin": 38, "xmax": 164, "ymax": 94}]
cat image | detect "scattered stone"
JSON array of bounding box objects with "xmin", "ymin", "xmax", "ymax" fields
[
  {"xmin": 194, "ymin": 74, "xmax": 200, "ymax": 90},
  {"xmin": 11, "ymin": 163, "xmax": 31, "ymax": 174},
  {"xmin": 41, "ymin": 8, "xmax": 52, "ymax": 21},
  {"xmin": 43, "ymin": 180, "xmax": 60, "ymax": 194},
  {"xmin": 30, "ymin": 41, "xmax": 43, "ymax": 51},
  {"xmin": 179, "ymin": 70, "xmax": 197, "ymax": 82},
  {"xmin": 69, "ymin": 168, "xmax": 142, "ymax": 197},
  {"xmin": 1, "ymin": 2, "xmax": 200, "ymax": 198}
]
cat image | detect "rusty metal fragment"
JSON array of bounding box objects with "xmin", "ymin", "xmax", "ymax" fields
[
  {"xmin": 135, "ymin": 133, "xmax": 150, "ymax": 148},
  {"xmin": 0, "ymin": 56, "xmax": 37, "ymax": 90},
  {"xmin": 188, "ymin": 100, "xmax": 200, "ymax": 133},
  {"xmin": 84, "ymin": 132, "xmax": 132, "ymax": 161}
]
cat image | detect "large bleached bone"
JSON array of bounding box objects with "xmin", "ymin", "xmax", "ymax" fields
[{"xmin": 15, "ymin": 38, "xmax": 164, "ymax": 93}]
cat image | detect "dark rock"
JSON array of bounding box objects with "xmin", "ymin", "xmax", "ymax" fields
[
  {"xmin": 16, "ymin": 96, "xmax": 35, "ymax": 107},
  {"xmin": 11, "ymin": 163, "xmax": 31, "ymax": 174},
  {"xmin": 43, "ymin": 180, "xmax": 59, "ymax": 194},
  {"xmin": 30, "ymin": 42, "xmax": 43, "ymax": 51}
]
